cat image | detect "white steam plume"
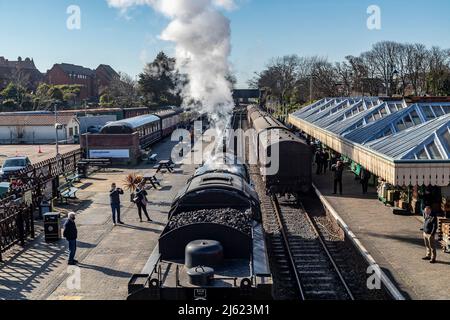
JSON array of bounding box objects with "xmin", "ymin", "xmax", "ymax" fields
[{"xmin": 107, "ymin": 0, "xmax": 236, "ymax": 137}]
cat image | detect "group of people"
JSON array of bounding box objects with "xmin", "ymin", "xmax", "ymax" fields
[
  {"xmin": 314, "ymin": 148, "xmax": 374, "ymax": 196},
  {"xmin": 63, "ymin": 181, "xmax": 154, "ymax": 266},
  {"xmin": 109, "ymin": 182, "xmax": 153, "ymax": 225},
  {"xmin": 314, "ymin": 149, "xmax": 331, "ymax": 175},
  {"xmin": 314, "ymin": 149, "xmax": 345, "ymax": 195}
]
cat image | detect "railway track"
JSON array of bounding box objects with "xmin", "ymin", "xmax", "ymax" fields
[
  {"xmin": 271, "ymin": 195, "xmax": 354, "ymax": 300},
  {"xmin": 233, "ymin": 107, "xmax": 354, "ymax": 300}
]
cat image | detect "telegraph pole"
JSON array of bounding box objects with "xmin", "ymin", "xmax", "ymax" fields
[{"xmin": 54, "ymin": 101, "xmax": 60, "ymax": 156}]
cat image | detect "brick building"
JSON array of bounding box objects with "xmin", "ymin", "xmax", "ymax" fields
[
  {"xmin": 96, "ymin": 64, "xmax": 119, "ymax": 96},
  {"xmin": 0, "ymin": 56, "xmax": 43, "ymax": 90},
  {"xmin": 45, "ymin": 63, "xmax": 97, "ymax": 100},
  {"xmin": 45, "ymin": 63, "xmax": 119, "ymax": 101}
]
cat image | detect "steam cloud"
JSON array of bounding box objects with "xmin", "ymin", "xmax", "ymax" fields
[{"xmin": 107, "ymin": 0, "xmax": 236, "ymax": 137}]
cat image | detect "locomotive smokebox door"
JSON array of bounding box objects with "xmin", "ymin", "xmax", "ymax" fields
[{"xmin": 185, "ymin": 240, "xmax": 224, "ymax": 269}]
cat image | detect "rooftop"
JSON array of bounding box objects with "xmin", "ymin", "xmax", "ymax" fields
[{"xmin": 0, "ymin": 114, "xmax": 77, "ymax": 126}]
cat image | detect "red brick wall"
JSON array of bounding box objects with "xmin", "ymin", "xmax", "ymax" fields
[
  {"xmin": 80, "ymin": 133, "xmax": 141, "ymax": 164},
  {"xmin": 46, "ymin": 65, "xmax": 96, "ymax": 100},
  {"xmin": 95, "ymin": 66, "xmax": 113, "ymax": 95}
]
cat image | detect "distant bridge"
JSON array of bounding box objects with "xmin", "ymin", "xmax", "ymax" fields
[{"xmin": 233, "ymin": 89, "xmax": 265, "ymax": 104}]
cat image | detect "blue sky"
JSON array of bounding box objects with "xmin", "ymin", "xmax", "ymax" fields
[{"xmin": 1, "ymin": 0, "xmax": 450, "ymax": 87}]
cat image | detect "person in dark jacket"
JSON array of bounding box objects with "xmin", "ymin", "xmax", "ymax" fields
[
  {"xmin": 135, "ymin": 183, "xmax": 152, "ymax": 223},
  {"xmin": 110, "ymin": 183, "xmax": 124, "ymax": 226},
  {"xmin": 322, "ymin": 151, "xmax": 330, "ymax": 174},
  {"xmin": 332, "ymin": 161, "xmax": 344, "ymax": 195},
  {"xmin": 315, "ymin": 150, "xmax": 323, "ymax": 175},
  {"xmin": 422, "ymin": 206, "xmax": 438, "ymax": 263},
  {"xmin": 63, "ymin": 212, "xmax": 78, "ymax": 265},
  {"xmin": 360, "ymin": 168, "xmax": 371, "ymax": 194}
]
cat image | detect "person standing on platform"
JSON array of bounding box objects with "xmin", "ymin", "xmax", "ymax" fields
[
  {"xmin": 135, "ymin": 183, "xmax": 153, "ymax": 223},
  {"xmin": 63, "ymin": 212, "xmax": 78, "ymax": 266},
  {"xmin": 110, "ymin": 183, "xmax": 124, "ymax": 226},
  {"xmin": 332, "ymin": 161, "xmax": 344, "ymax": 195},
  {"xmin": 360, "ymin": 168, "xmax": 371, "ymax": 194},
  {"xmin": 323, "ymin": 151, "xmax": 330, "ymax": 175},
  {"xmin": 330, "ymin": 152, "xmax": 339, "ymax": 170},
  {"xmin": 315, "ymin": 150, "xmax": 323, "ymax": 175},
  {"xmin": 422, "ymin": 206, "xmax": 438, "ymax": 264}
]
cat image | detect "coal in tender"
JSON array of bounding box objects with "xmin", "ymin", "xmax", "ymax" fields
[{"xmin": 168, "ymin": 208, "xmax": 253, "ymax": 235}]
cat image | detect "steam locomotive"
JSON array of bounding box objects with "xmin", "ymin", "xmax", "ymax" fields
[{"xmin": 127, "ymin": 159, "xmax": 272, "ymax": 301}]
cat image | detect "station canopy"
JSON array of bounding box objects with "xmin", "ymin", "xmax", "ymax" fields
[{"xmin": 289, "ymin": 97, "xmax": 450, "ymax": 187}]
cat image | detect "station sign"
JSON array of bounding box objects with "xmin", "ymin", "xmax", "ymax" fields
[{"xmin": 89, "ymin": 149, "xmax": 130, "ymax": 159}]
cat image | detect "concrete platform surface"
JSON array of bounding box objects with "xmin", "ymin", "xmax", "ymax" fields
[
  {"xmin": 0, "ymin": 144, "xmax": 80, "ymax": 165},
  {"xmin": 0, "ymin": 138, "xmax": 196, "ymax": 300},
  {"xmin": 313, "ymin": 165, "xmax": 450, "ymax": 300}
]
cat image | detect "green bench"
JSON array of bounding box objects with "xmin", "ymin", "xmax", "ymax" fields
[{"xmin": 58, "ymin": 182, "xmax": 79, "ymax": 204}]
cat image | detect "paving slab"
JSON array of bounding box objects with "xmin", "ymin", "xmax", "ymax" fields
[
  {"xmin": 0, "ymin": 144, "xmax": 79, "ymax": 165},
  {"xmin": 313, "ymin": 164, "xmax": 450, "ymax": 300},
  {"xmin": 0, "ymin": 138, "xmax": 197, "ymax": 300}
]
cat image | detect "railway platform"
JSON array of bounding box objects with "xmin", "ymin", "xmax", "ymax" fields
[
  {"xmin": 0, "ymin": 138, "xmax": 196, "ymax": 300},
  {"xmin": 313, "ymin": 166, "xmax": 450, "ymax": 300}
]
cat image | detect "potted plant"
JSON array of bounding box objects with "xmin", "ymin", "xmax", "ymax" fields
[{"xmin": 123, "ymin": 173, "xmax": 144, "ymax": 203}]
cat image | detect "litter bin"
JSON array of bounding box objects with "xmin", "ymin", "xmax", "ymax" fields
[
  {"xmin": 43, "ymin": 212, "xmax": 61, "ymax": 242},
  {"xmin": 77, "ymin": 163, "xmax": 87, "ymax": 178},
  {"xmin": 39, "ymin": 200, "xmax": 52, "ymax": 220}
]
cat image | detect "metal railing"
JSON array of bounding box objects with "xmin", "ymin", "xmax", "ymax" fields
[{"xmin": 0, "ymin": 149, "xmax": 83, "ymax": 261}]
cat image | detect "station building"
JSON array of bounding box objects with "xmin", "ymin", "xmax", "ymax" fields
[
  {"xmin": 289, "ymin": 97, "xmax": 450, "ymax": 216},
  {"xmin": 0, "ymin": 113, "xmax": 80, "ymax": 145}
]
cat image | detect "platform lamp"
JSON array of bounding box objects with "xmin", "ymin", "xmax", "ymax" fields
[{"xmin": 53, "ymin": 100, "xmax": 62, "ymax": 156}]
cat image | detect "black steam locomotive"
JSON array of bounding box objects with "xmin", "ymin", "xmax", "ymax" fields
[
  {"xmin": 247, "ymin": 105, "xmax": 312, "ymax": 196},
  {"xmin": 127, "ymin": 161, "xmax": 272, "ymax": 301}
]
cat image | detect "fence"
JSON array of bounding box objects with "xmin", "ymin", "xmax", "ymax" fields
[
  {"xmin": 0, "ymin": 198, "xmax": 34, "ymax": 261},
  {"xmin": 0, "ymin": 149, "xmax": 83, "ymax": 261}
]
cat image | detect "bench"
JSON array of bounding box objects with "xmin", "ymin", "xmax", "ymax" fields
[
  {"xmin": 144, "ymin": 173, "xmax": 162, "ymax": 190},
  {"xmin": 58, "ymin": 182, "xmax": 79, "ymax": 204},
  {"xmin": 155, "ymin": 160, "xmax": 175, "ymax": 173},
  {"xmin": 78, "ymin": 158, "xmax": 112, "ymax": 177},
  {"xmin": 64, "ymin": 172, "xmax": 82, "ymax": 183}
]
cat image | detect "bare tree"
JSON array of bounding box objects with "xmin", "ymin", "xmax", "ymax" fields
[
  {"xmin": 104, "ymin": 72, "xmax": 139, "ymax": 107},
  {"xmin": 427, "ymin": 46, "xmax": 450, "ymax": 95},
  {"xmin": 404, "ymin": 43, "xmax": 429, "ymax": 96}
]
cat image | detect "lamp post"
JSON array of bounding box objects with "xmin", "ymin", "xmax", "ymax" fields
[
  {"xmin": 387, "ymin": 69, "xmax": 399, "ymax": 97},
  {"xmin": 53, "ymin": 101, "xmax": 59, "ymax": 156}
]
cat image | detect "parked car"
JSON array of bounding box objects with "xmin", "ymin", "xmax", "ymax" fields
[{"xmin": 0, "ymin": 156, "xmax": 31, "ymax": 181}]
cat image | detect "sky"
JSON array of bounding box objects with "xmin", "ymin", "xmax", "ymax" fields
[{"xmin": 1, "ymin": 0, "xmax": 450, "ymax": 87}]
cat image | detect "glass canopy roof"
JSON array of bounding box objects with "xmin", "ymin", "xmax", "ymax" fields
[{"xmin": 291, "ymin": 98, "xmax": 450, "ymax": 161}]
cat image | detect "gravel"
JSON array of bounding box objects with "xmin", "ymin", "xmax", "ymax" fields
[{"xmin": 167, "ymin": 208, "xmax": 254, "ymax": 235}]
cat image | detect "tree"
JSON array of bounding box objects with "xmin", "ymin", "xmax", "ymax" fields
[
  {"xmin": 104, "ymin": 72, "xmax": 139, "ymax": 107},
  {"xmin": 427, "ymin": 47, "xmax": 450, "ymax": 95},
  {"xmin": 138, "ymin": 51, "xmax": 182, "ymax": 106},
  {"xmin": 1, "ymin": 82, "xmax": 20, "ymax": 100},
  {"xmin": 47, "ymin": 86, "xmax": 64, "ymax": 101},
  {"xmin": 404, "ymin": 44, "xmax": 429, "ymax": 96}
]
